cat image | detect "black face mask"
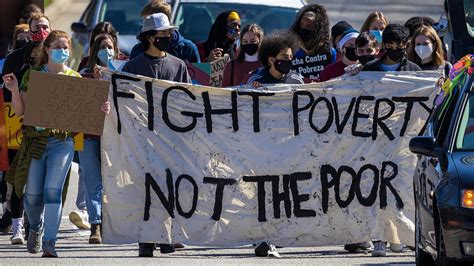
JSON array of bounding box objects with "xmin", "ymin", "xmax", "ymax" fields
[
  {"xmin": 241, "ymin": 43, "xmax": 258, "ymax": 56},
  {"xmin": 274, "ymin": 59, "xmax": 293, "ymax": 75},
  {"xmin": 344, "ymin": 47, "xmax": 358, "ymax": 61},
  {"xmin": 298, "ymin": 28, "xmax": 315, "ymax": 43},
  {"xmin": 153, "ymin": 37, "xmax": 171, "ymax": 52},
  {"xmin": 14, "ymin": 40, "xmax": 28, "ymax": 50},
  {"xmin": 358, "ymin": 54, "xmax": 376, "ymax": 65},
  {"xmin": 385, "ymin": 48, "xmax": 405, "ymax": 62}
]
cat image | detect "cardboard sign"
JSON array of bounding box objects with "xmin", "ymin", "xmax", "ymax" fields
[
  {"xmin": 209, "ymin": 54, "xmax": 230, "ymax": 87},
  {"xmin": 101, "ymin": 69, "xmax": 439, "ymax": 246},
  {"xmin": 23, "ymin": 71, "xmax": 109, "ymax": 136},
  {"xmin": 5, "ymin": 103, "xmax": 84, "ymax": 151},
  {"xmin": 4, "ymin": 103, "xmax": 22, "ymax": 149},
  {"xmin": 0, "ymin": 93, "xmax": 8, "ymax": 170},
  {"xmin": 185, "ymin": 55, "xmax": 230, "ymax": 87}
]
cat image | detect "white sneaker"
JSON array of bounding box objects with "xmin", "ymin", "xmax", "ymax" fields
[
  {"xmin": 389, "ymin": 243, "xmax": 404, "ymax": 253},
  {"xmin": 11, "ymin": 218, "xmax": 25, "ymax": 245},
  {"xmin": 69, "ymin": 210, "xmax": 90, "ymax": 230},
  {"xmin": 372, "ymin": 241, "xmax": 387, "ymax": 257}
]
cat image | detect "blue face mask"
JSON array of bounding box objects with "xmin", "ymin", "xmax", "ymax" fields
[
  {"xmin": 369, "ymin": 30, "xmax": 383, "ymax": 43},
  {"xmin": 97, "ymin": 48, "xmax": 115, "ymax": 67},
  {"xmin": 50, "ymin": 48, "xmax": 69, "ymax": 64}
]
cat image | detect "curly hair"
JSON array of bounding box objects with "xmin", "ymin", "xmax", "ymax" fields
[
  {"xmin": 355, "ymin": 32, "xmax": 378, "ymax": 49},
  {"xmin": 258, "ymin": 30, "xmax": 298, "ymax": 68},
  {"xmin": 138, "ymin": 30, "xmax": 158, "ymax": 51},
  {"xmin": 290, "ymin": 4, "xmax": 331, "ymax": 54},
  {"xmin": 382, "ymin": 24, "xmax": 409, "ymax": 45}
]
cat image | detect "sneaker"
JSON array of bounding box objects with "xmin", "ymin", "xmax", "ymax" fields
[
  {"xmin": 89, "ymin": 224, "xmax": 102, "ymax": 244},
  {"xmin": 42, "ymin": 240, "xmax": 58, "ymax": 258},
  {"xmin": 255, "ymin": 242, "xmax": 270, "ymax": 257},
  {"xmin": 267, "ymin": 243, "xmax": 281, "ymax": 258},
  {"xmin": 254, "ymin": 242, "xmax": 280, "ymax": 257},
  {"xmin": 69, "ymin": 210, "xmax": 90, "ymax": 230},
  {"xmin": 11, "ymin": 218, "xmax": 25, "ymax": 245},
  {"xmin": 389, "ymin": 243, "xmax": 404, "ymax": 253},
  {"xmin": 27, "ymin": 228, "xmax": 43, "ymax": 254},
  {"xmin": 372, "ymin": 241, "xmax": 387, "ymax": 257},
  {"xmin": 344, "ymin": 242, "xmax": 371, "ymax": 253},
  {"xmin": 0, "ymin": 210, "xmax": 12, "ymax": 233},
  {"xmin": 159, "ymin": 244, "xmax": 175, "ymax": 254},
  {"xmin": 138, "ymin": 243, "xmax": 155, "ymax": 257}
]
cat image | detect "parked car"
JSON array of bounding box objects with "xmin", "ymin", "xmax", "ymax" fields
[
  {"xmin": 69, "ymin": 0, "xmax": 305, "ymax": 68},
  {"xmin": 440, "ymin": 0, "xmax": 474, "ymax": 62},
  {"xmin": 410, "ymin": 69, "xmax": 474, "ymax": 265}
]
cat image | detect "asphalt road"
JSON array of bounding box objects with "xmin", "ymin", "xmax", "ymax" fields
[{"xmin": 1, "ymin": 0, "xmax": 445, "ymax": 264}]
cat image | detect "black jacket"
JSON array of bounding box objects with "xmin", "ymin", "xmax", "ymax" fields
[{"xmin": 362, "ymin": 56, "xmax": 422, "ymax": 72}]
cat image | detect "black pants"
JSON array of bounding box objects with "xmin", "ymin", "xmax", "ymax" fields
[{"xmin": 10, "ymin": 186, "xmax": 23, "ymax": 219}]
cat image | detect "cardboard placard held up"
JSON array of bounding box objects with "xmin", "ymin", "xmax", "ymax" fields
[{"xmin": 23, "ymin": 71, "xmax": 109, "ymax": 136}]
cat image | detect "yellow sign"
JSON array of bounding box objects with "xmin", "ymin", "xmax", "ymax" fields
[{"xmin": 5, "ymin": 103, "xmax": 84, "ymax": 151}]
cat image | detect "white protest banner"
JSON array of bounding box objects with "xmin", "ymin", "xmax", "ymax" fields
[{"xmin": 101, "ymin": 70, "xmax": 439, "ymax": 246}]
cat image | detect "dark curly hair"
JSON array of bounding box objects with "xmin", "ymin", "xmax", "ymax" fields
[
  {"xmin": 290, "ymin": 4, "xmax": 331, "ymax": 54},
  {"xmin": 138, "ymin": 30, "xmax": 158, "ymax": 51},
  {"xmin": 258, "ymin": 30, "xmax": 298, "ymax": 68},
  {"xmin": 382, "ymin": 24, "xmax": 409, "ymax": 45},
  {"xmin": 355, "ymin": 32, "xmax": 378, "ymax": 48}
]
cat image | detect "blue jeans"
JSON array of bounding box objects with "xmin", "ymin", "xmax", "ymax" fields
[
  {"xmin": 24, "ymin": 137, "xmax": 74, "ymax": 242},
  {"xmin": 78, "ymin": 138, "xmax": 102, "ymax": 224},
  {"xmin": 76, "ymin": 163, "xmax": 88, "ymax": 210}
]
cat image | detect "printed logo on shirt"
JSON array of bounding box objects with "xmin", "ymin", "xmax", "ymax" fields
[{"xmin": 292, "ymin": 51, "xmax": 332, "ymax": 80}]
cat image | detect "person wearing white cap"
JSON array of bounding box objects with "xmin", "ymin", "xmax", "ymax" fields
[
  {"xmin": 319, "ymin": 29, "xmax": 359, "ymax": 82},
  {"xmin": 122, "ymin": 13, "xmax": 191, "ymax": 83},
  {"xmin": 121, "ymin": 13, "xmax": 191, "ymax": 258}
]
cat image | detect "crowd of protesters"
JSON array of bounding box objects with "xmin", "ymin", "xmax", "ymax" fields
[{"xmin": 0, "ymin": 0, "xmax": 452, "ymax": 259}]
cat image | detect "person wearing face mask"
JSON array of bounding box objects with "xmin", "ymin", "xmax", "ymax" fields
[
  {"xmin": 407, "ymin": 26, "xmax": 452, "ymax": 75},
  {"xmin": 2, "ymin": 30, "xmax": 110, "ymax": 258},
  {"xmin": 7, "ymin": 24, "xmax": 31, "ymax": 54},
  {"xmin": 2, "ymin": 13, "xmax": 51, "ymax": 85},
  {"xmin": 362, "ymin": 24, "xmax": 421, "ymax": 73},
  {"xmin": 77, "ymin": 22, "xmax": 125, "ymax": 73},
  {"xmin": 360, "ymin": 11, "xmax": 389, "ymax": 47},
  {"xmin": 290, "ymin": 4, "xmax": 336, "ymax": 81},
  {"xmin": 122, "ymin": 13, "xmax": 191, "ymax": 258},
  {"xmin": 248, "ymin": 31, "xmax": 303, "ymax": 88},
  {"xmin": 197, "ymin": 10, "xmax": 241, "ymax": 62},
  {"xmin": 360, "ymin": 24, "xmax": 420, "ymax": 258},
  {"xmin": 122, "ymin": 13, "xmax": 191, "ymax": 83},
  {"xmin": 130, "ymin": 1, "xmax": 200, "ymax": 63},
  {"xmin": 319, "ymin": 29, "xmax": 359, "ymax": 82},
  {"xmin": 75, "ymin": 34, "xmax": 119, "ymax": 245},
  {"xmin": 2, "ymin": 41, "xmax": 43, "ymax": 246},
  {"xmin": 345, "ymin": 32, "xmax": 381, "ymax": 76},
  {"xmin": 1, "ymin": 13, "xmax": 52, "ymax": 235},
  {"xmin": 331, "ymin": 21, "xmax": 354, "ymax": 62},
  {"xmin": 222, "ymin": 24, "xmax": 264, "ymax": 87}
]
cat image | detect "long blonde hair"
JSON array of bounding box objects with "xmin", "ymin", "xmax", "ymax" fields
[
  {"xmin": 407, "ymin": 26, "xmax": 445, "ymax": 67},
  {"xmin": 360, "ymin": 11, "xmax": 389, "ymax": 33},
  {"xmin": 36, "ymin": 30, "xmax": 72, "ymax": 67}
]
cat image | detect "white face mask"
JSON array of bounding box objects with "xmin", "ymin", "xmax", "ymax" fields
[{"xmin": 415, "ymin": 44, "xmax": 433, "ymax": 61}]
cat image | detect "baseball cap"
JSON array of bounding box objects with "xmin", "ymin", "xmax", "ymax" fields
[{"xmin": 141, "ymin": 13, "xmax": 177, "ymax": 33}]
